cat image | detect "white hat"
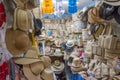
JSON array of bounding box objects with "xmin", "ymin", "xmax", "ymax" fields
[
  {"xmin": 66, "ymin": 40, "xmax": 74, "ymax": 48},
  {"xmin": 51, "ymin": 60, "xmax": 64, "ymax": 74},
  {"xmin": 102, "ymin": 0, "xmax": 120, "ymax": 6}
]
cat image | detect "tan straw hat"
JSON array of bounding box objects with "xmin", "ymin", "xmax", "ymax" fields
[
  {"xmin": 21, "ymin": 48, "xmax": 45, "ymax": 80},
  {"xmin": 102, "ymin": 0, "xmax": 120, "ymax": 6},
  {"xmin": 5, "ymin": 28, "xmax": 32, "ymax": 55},
  {"xmin": 23, "ymin": 61, "xmax": 44, "ymax": 80},
  {"xmin": 13, "ymin": 47, "xmax": 43, "ymax": 65},
  {"xmin": 51, "ymin": 60, "xmax": 64, "ymax": 74},
  {"xmin": 41, "ymin": 68, "xmax": 54, "ymax": 80},
  {"xmin": 40, "ymin": 56, "xmax": 51, "ymax": 68},
  {"xmin": 70, "ymin": 57, "xmax": 83, "ymax": 72}
]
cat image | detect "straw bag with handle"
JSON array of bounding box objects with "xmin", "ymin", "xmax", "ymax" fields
[
  {"xmin": 13, "ymin": 0, "xmax": 40, "ymax": 10},
  {"xmin": 99, "ymin": 23, "xmax": 120, "ymax": 50},
  {"xmin": 13, "ymin": 8, "xmax": 34, "ymax": 32},
  {"xmin": 88, "ymin": 1, "xmax": 104, "ymax": 24}
]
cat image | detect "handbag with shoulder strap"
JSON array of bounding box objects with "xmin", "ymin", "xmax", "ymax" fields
[{"xmin": 13, "ymin": 8, "xmax": 34, "ymax": 32}]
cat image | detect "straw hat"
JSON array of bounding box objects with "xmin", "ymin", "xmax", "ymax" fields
[
  {"xmin": 54, "ymin": 49, "xmax": 62, "ymax": 56},
  {"xmin": 71, "ymin": 57, "xmax": 82, "ymax": 68},
  {"xmin": 40, "ymin": 56, "xmax": 51, "ymax": 68},
  {"xmin": 45, "ymin": 46, "xmax": 51, "ymax": 55},
  {"xmin": 5, "ymin": 28, "xmax": 32, "ymax": 55},
  {"xmin": 68, "ymin": 54, "xmax": 83, "ymax": 73},
  {"xmin": 13, "ymin": 47, "xmax": 43, "ymax": 65},
  {"xmin": 17, "ymin": 48, "xmax": 45, "ymax": 80},
  {"xmin": 23, "ymin": 61, "xmax": 44, "ymax": 80},
  {"xmin": 102, "ymin": 0, "xmax": 120, "ymax": 6},
  {"xmin": 41, "ymin": 68, "xmax": 54, "ymax": 80},
  {"xmin": 51, "ymin": 60, "xmax": 64, "ymax": 74},
  {"xmin": 66, "ymin": 40, "xmax": 74, "ymax": 48},
  {"xmin": 54, "ymin": 39, "xmax": 61, "ymax": 47},
  {"xmin": 70, "ymin": 57, "xmax": 82, "ymax": 72}
]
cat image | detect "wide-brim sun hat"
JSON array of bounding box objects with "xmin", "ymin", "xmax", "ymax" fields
[
  {"xmin": 23, "ymin": 61, "xmax": 44, "ymax": 80},
  {"xmin": 5, "ymin": 28, "xmax": 32, "ymax": 55},
  {"xmin": 14, "ymin": 47, "xmax": 45, "ymax": 80},
  {"xmin": 13, "ymin": 47, "xmax": 43, "ymax": 65},
  {"xmin": 71, "ymin": 57, "xmax": 82, "ymax": 68},
  {"xmin": 40, "ymin": 56, "xmax": 51, "ymax": 68},
  {"xmin": 102, "ymin": 0, "xmax": 120, "ymax": 6},
  {"xmin": 51, "ymin": 60, "xmax": 64, "ymax": 74},
  {"xmin": 41, "ymin": 68, "xmax": 54, "ymax": 80}
]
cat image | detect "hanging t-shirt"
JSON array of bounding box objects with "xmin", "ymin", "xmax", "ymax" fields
[
  {"xmin": 42, "ymin": 0, "xmax": 54, "ymax": 14},
  {"xmin": 0, "ymin": 2, "xmax": 6, "ymax": 27},
  {"xmin": 68, "ymin": 0, "xmax": 77, "ymax": 14},
  {"xmin": 54, "ymin": 0, "xmax": 65, "ymax": 17}
]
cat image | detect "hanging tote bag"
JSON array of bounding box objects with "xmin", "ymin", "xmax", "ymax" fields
[{"xmin": 13, "ymin": 8, "xmax": 34, "ymax": 32}]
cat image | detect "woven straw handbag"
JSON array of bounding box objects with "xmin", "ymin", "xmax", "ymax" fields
[{"xmin": 13, "ymin": 8, "xmax": 34, "ymax": 32}]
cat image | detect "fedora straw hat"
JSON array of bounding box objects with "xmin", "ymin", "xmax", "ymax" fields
[
  {"xmin": 23, "ymin": 61, "xmax": 44, "ymax": 80},
  {"xmin": 21, "ymin": 48, "xmax": 44, "ymax": 80},
  {"xmin": 41, "ymin": 68, "xmax": 54, "ymax": 80},
  {"xmin": 102, "ymin": 0, "xmax": 120, "ymax": 6},
  {"xmin": 40, "ymin": 56, "xmax": 51, "ymax": 68},
  {"xmin": 66, "ymin": 40, "xmax": 74, "ymax": 48},
  {"xmin": 13, "ymin": 47, "xmax": 43, "ymax": 65},
  {"xmin": 68, "ymin": 54, "xmax": 83, "ymax": 73},
  {"xmin": 54, "ymin": 39, "xmax": 61, "ymax": 47},
  {"xmin": 51, "ymin": 60, "xmax": 64, "ymax": 74},
  {"xmin": 54, "ymin": 49, "xmax": 62, "ymax": 56},
  {"xmin": 5, "ymin": 28, "xmax": 32, "ymax": 55},
  {"xmin": 71, "ymin": 57, "xmax": 82, "ymax": 68}
]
